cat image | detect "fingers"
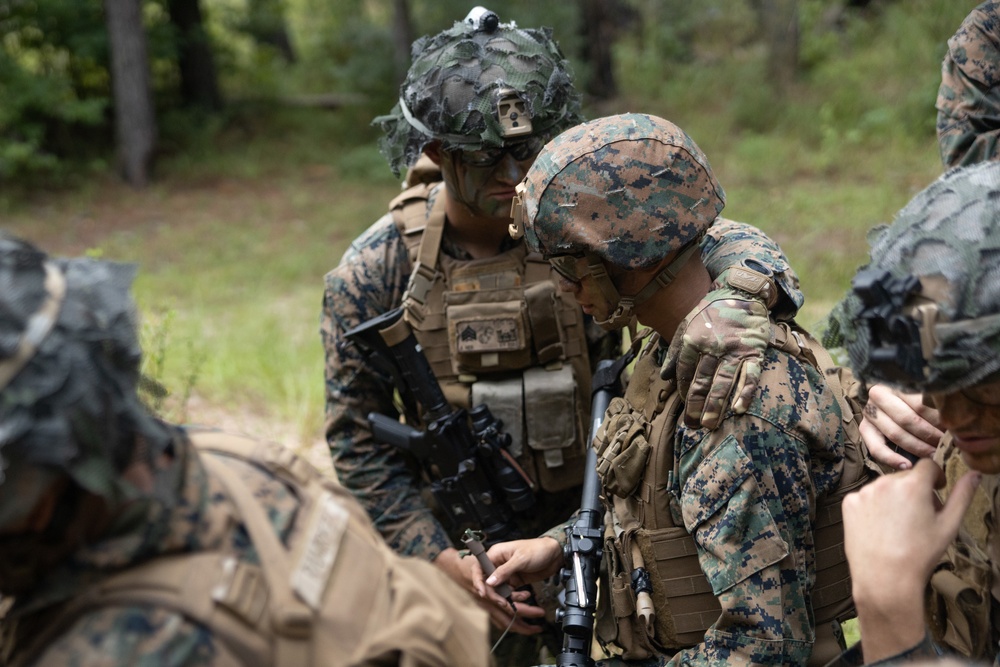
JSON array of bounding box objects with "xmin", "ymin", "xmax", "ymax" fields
[
  {"xmin": 939, "ymin": 469, "xmax": 982, "ymax": 531},
  {"xmin": 859, "ymin": 418, "xmax": 915, "ymax": 471},
  {"xmin": 674, "ymin": 337, "xmax": 699, "ymax": 397},
  {"xmin": 730, "ymin": 359, "xmax": 759, "ymax": 415},
  {"xmin": 682, "ymin": 354, "xmax": 719, "ymax": 428},
  {"xmin": 863, "ymin": 386, "xmax": 943, "ymax": 460},
  {"xmin": 695, "ymin": 358, "xmax": 735, "ymax": 430}
]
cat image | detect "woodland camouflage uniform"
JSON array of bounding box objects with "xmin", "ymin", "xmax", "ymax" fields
[
  {"xmin": 937, "ymin": 1, "xmax": 1000, "ymax": 168},
  {"xmin": 515, "ymin": 114, "xmax": 859, "ymax": 666}
]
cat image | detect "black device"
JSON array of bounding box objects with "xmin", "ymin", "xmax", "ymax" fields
[
  {"xmin": 344, "ymin": 307, "xmax": 535, "ymax": 547},
  {"xmin": 556, "ymin": 354, "xmax": 630, "ymax": 666}
]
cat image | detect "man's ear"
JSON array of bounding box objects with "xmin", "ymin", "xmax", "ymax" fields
[{"xmin": 423, "ymin": 141, "xmax": 444, "ymax": 166}]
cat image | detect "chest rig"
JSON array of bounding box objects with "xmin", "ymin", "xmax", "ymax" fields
[
  {"xmin": 2, "ymin": 432, "xmax": 488, "ymax": 667},
  {"xmin": 390, "ymin": 183, "xmax": 593, "ymax": 492},
  {"xmin": 925, "ymin": 436, "xmax": 1000, "ymax": 660},
  {"xmin": 593, "ymin": 324, "xmax": 872, "ymax": 666}
]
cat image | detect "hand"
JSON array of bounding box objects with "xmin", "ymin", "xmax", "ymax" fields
[
  {"xmin": 843, "ymin": 459, "xmax": 980, "ymax": 662},
  {"xmin": 672, "ymin": 289, "xmax": 770, "ymax": 430},
  {"xmin": 484, "ymin": 537, "xmax": 564, "ymax": 591},
  {"xmin": 860, "ymin": 385, "xmax": 943, "ymax": 470},
  {"xmin": 435, "ymin": 546, "xmax": 546, "ymax": 635}
]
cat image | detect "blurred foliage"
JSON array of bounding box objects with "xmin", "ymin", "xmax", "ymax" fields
[{"xmin": 2, "ymin": 0, "xmax": 981, "ymax": 441}]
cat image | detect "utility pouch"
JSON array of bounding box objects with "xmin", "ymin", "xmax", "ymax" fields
[
  {"xmin": 928, "ymin": 538, "xmax": 995, "ymax": 659},
  {"xmin": 596, "ymin": 531, "xmax": 656, "ymax": 660},
  {"xmin": 446, "ymin": 293, "xmax": 531, "ymax": 373},
  {"xmin": 524, "ymin": 365, "xmax": 582, "ymax": 490},
  {"xmin": 595, "ymin": 397, "xmax": 651, "ymax": 498}
]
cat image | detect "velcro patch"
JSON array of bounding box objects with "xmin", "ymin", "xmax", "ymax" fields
[
  {"xmin": 291, "ymin": 491, "xmax": 349, "ymax": 609},
  {"xmin": 454, "ymin": 318, "xmax": 522, "ymax": 353}
]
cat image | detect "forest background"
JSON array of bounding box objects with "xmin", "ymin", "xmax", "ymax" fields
[{"xmin": 1, "ymin": 0, "xmax": 971, "ymax": 455}]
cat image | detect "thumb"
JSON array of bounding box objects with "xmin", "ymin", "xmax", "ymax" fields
[
  {"xmin": 486, "ymin": 559, "xmax": 515, "ymax": 588},
  {"xmin": 939, "ymin": 470, "xmax": 982, "ymax": 532}
]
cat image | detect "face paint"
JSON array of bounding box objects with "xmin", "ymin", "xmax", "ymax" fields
[{"xmin": 440, "ymin": 141, "xmax": 539, "ymax": 220}]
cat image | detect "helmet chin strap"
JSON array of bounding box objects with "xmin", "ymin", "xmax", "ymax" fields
[{"xmin": 588, "ymin": 238, "xmax": 702, "ymax": 331}]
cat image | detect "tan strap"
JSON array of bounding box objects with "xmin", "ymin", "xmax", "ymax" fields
[
  {"xmin": 524, "ymin": 281, "xmax": 564, "ymax": 364},
  {"xmin": 402, "ymin": 194, "xmax": 447, "ymax": 314},
  {"xmin": 201, "ymin": 455, "xmax": 313, "ymax": 664},
  {"xmin": 0, "ymin": 262, "xmax": 66, "ymax": 391},
  {"xmin": 6, "ymin": 553, "xmax": 272, "ymax": 667}
]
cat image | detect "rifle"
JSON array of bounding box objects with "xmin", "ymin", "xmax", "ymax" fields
[
  {"xmin": 344, "ymin": 307, "xmax": 535, "ymax": 547},
  {"xmin": 557, "ymin": 354, "xmax": 630, "ymax": 666}
]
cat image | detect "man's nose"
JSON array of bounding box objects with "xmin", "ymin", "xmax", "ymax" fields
[{"xmin": 493, "ymin": 152, "xmax": 528, "ymax": 184}]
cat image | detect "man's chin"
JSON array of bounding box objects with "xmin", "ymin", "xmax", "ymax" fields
[{"xmin": 959, "ymin": 449, "xmax": 1000, "ymax": 475}]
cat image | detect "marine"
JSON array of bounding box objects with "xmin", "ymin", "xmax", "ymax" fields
[
  {"xmin": 0, "ymin": 235, "xmax": 490, "ymax": 666},
  {"xmin": 482, "ymin": 113, "xmax": 867, "ymax": 666}
]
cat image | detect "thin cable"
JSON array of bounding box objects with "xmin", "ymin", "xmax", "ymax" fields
[{"xmin": 490, "ymin": 601, "xmax": 518, "ymax": 654}]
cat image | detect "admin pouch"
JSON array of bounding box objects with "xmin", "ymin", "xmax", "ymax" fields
[{"xmin": 926, "ymin": 438, "xmax": 1000, "ymax": 660}]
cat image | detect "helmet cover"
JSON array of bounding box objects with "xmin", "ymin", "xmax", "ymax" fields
[
  {"xmin": 515, "ymin": 113, "xmax": 726, "ymax": 270},
  {"xmin": 827, "ymin": 160, "xmax": 1000, "ymax": 394},
  {"xmin": 0, "ymin": 234, "xmax": 171, "ymax": 498},
  {"xmin": 374, "ymin": 9, "xmax": 583, "ymax": 176}
]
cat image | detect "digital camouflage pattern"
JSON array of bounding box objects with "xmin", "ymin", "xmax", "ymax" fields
[
  {"xmin": 0, "ymin": 427, "xmax": 293, "ymax": 665},
  {"xmin": 321, "ymin": 185, "xmax": 806, "ymax": 561},
  {"xmin": 937, "ymin": 1, "xmax": 1000, "ymax": 168},
  {"xmin": 322, "ymin": 182, "xmax": 618, "ymax": 565},
  {"xmin": 518, "ymin": 113, "xmax": 725, "ymax": 270},
  {"xmin": 374, "ymin": 10, "xmax": 583, "ymax": 176},
  {"xmin": 827, "ymin": 160, "xmax": 1000, "ymax": 396},
  {"xmin": 597, "ymin": 330, "xmax": 845, "ymax": 666}
]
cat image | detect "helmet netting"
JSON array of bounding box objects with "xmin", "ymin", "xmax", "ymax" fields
[
  {"xmin": 0, "ymin": 235, "xmax": 171, "ymax": 497},
  {"xmin": 374, "ymin": 19, "xmax": 583, "ymax": 177},
  {"xmin": 826, "ymin": 160, "xmax": 1000, "ymax": 394}
]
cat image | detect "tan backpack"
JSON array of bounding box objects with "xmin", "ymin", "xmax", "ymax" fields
[{"xmin": 7, "ymin": 432, "xmax": 491, "ymax": 667}]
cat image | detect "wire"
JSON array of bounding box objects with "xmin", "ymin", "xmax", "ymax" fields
[{"xmin": 490, "ymin": 601, "xmax": 518, "ymax": 654}]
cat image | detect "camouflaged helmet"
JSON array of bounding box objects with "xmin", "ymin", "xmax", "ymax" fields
[
  {"xmin": 374, "ymin": 7, "xmax": 584, "ymax": 177},
  {"xmin": 510, "ymin": 112, "xmax": 725, "ymax": 270},
  {"xmin": 827, "ymin": 160, "xmax": 1000, "ymax": 395},
  {"xmin": 509, "ymin": 113, "xmax": 725, "ymax": 329},
  {"xmin": 0, "ymin": 235, "xmax": 171, "ymax": 499}
]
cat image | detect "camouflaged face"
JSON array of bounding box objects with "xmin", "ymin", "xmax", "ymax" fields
[
  {"xmin": 374, "ymin": 12, "xmax": 583, "ymax": 177},
  {"xmin": 828, "ymin": 160, "xmax": 1000, "ymax": 395},
  {"xmin": 937, "ymin": 1, "xmax": 1000, "ymax": 168},
  {"xmin": 520, "ymin": 113, "xmax": 726, "ymax": 270},
  {"xmin": 0, "ymin": 235, "xmax": 171, "ymax": 498}
]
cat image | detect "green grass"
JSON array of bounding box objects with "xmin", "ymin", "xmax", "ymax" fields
[{"xmin": 0, "ymin": 0, "xmax": 973, "ymax": 450}]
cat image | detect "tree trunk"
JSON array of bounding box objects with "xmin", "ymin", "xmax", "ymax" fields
[
  {"xmin": 391, "ymin": 0, "xmax": 413, "ymax": 84},
  {"xmin": 760, "ymin": 0, "xmax": 799, "ymax": 92},
  {"xmin": 246, "ymin": 0, "xmax": 297, "ymax": 63},
  {"xmin": 167, "ymin": 0, "xmax": 223, "ymax": 110},
  {"xmin": 103, "ymin": 0, "xmax": 156, "ymax": 187},
  {"xmin": 579, "ymin": 0, "xmax": 619, "ymax": 100}
]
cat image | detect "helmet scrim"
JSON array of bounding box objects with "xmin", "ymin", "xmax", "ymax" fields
[{"xmin": 374, "ymin": 8, "xmax": 583, "ymax": 177}]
